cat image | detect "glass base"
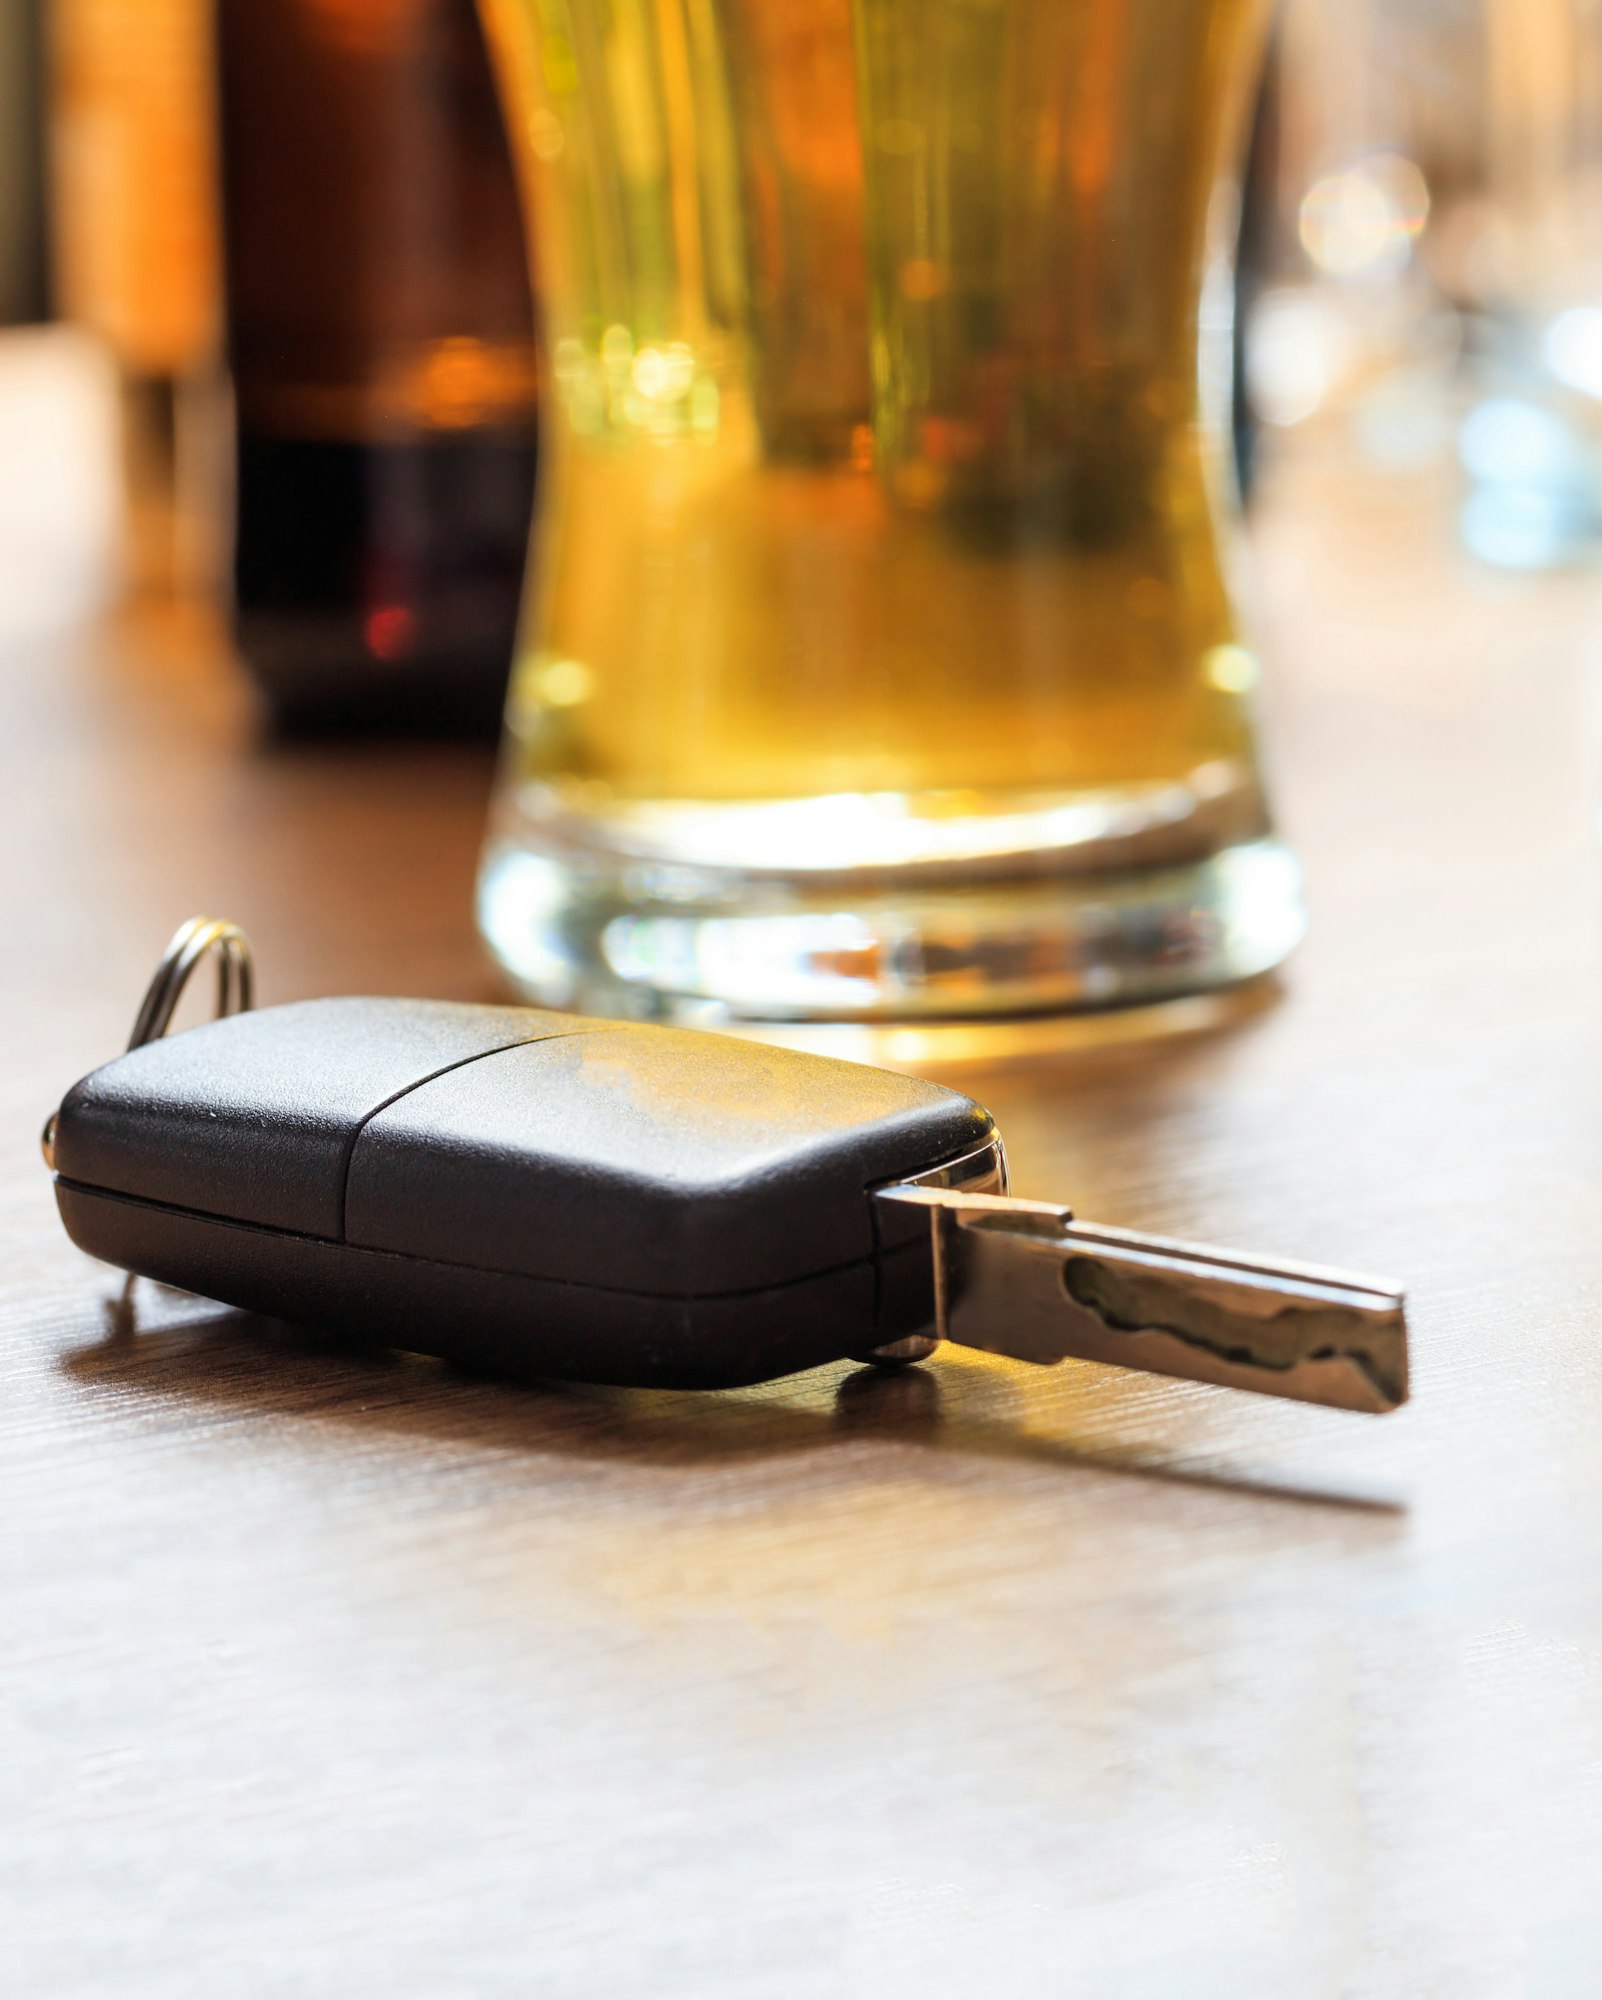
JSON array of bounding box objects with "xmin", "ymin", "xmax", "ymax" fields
[{"xmin": 477, "ymin": 798, "xmax": 1304, "ymax": 1023}]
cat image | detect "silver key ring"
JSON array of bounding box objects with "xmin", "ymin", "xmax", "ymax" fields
[
  {"xmin": 124, "ymin": 916, "xmax": 255, "ymax": 1052},
  {"xmin": 41, "ymin": 917, "xmax": 256, "ymax": 1170}
]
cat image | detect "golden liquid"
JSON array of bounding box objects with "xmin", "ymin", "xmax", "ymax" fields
[{"xmin": 484, "ymin": 0, "xmax": 1270, "ymax": 852}]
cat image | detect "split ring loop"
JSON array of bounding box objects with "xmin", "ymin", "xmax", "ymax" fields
[{"xmin": 125, "ymin": 916, "xmax": 255, "ymax": 1051}]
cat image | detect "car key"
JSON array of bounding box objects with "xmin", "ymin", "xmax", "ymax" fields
[{"xmin": 43, "ymin": 918, "xmax": 1409, "ymax": 1412}]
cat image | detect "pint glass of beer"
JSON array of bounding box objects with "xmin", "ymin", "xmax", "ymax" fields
[{"xmin": 477, "ymin": 0, "xmax": 1300, "ymax": 1021}]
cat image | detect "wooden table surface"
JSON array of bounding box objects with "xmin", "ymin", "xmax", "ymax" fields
[{"xmin": 6, "ymin": 347, "xmax": 1602, "ymax": 1994}]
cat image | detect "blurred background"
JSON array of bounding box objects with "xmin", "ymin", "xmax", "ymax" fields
[
  {"xmin": 1244, "ymin": 0, "xmax": 1602, "ymax": 572},
  {"xmin": 1, "ymin": 0, "xmax": 538, "ymax": 731},
  {"xmin": 7, "ymin": 1, "xmax": 1602, "ymax": 710},
  {"xmin": 7, "ymin": 0, "xmax": 1602, "ymax": 1017}
]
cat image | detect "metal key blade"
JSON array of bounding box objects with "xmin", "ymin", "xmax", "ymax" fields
[{"xmin": 875, "ymin": 1186, "xmax": 1409, "ymax": 1414}]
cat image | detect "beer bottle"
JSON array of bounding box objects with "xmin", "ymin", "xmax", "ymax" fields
[{"xmin": 216, "ymin": 0, "xmax": 538, "ymax": 731}]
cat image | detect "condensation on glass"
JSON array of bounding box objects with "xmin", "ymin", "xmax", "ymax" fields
[{"xmin": 478, "ymin": 0, "xmax": 1301, "ymax": 1021}]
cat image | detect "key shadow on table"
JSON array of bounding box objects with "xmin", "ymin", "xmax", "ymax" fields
[{"xmin": 58, "ymin": 1278, "xmax": 1408, "ymax": 1524}]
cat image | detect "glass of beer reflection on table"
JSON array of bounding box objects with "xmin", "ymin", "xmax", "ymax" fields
[{"xmin": 477, "ymin": 0, "xmax": 1299, "ymax": 1023}]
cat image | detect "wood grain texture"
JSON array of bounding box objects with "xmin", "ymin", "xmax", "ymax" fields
[{"xmin": 5, "ymin": 373, "xmax": 1602, "ymax": 1994}]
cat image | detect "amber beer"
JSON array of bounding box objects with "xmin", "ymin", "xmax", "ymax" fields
[{"xmin": 478, "ymin": 0, "xmax": 1297, "ymax": 1019}]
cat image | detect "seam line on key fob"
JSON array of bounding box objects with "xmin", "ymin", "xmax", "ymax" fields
[
  {"xmin": 333, "ymin": 1031, "xmax": 599, "ymax": 1243},
  {"xmin": 58, "ymin": 1177, "xmax": 885, "ymax": 1303}
]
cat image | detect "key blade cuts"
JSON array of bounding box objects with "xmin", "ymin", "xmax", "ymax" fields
[{"xmin": 877, "ymin": 1188, "xmax": 1409, "ymax": 1414}]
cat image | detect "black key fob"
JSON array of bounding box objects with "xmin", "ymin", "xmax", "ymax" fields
[
  {"xmin": 46, "ymin": 921, "xmax": 1409, "ymax": 1414},
  {"xmin": 49, "ymin": 995, "xmax": 1001, "ymax": 1388}
]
